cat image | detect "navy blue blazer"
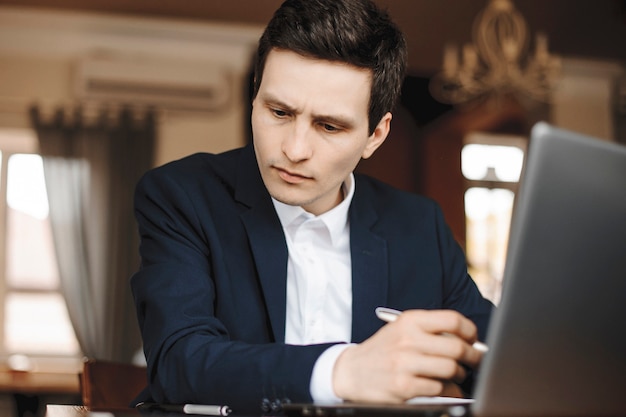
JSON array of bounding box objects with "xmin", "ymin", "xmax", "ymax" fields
[{"xmin": 131, "ymin": 144, "xmax": 493, "ymax": 413}]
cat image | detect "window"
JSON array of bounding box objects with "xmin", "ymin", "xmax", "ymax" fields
[
  {"xmin": 462, "ymin": 132, "xmax": 526, "ymax": 305},
  {"xmin": 0, "ymin": 128, "xmax": 80, "ymax": 358}
]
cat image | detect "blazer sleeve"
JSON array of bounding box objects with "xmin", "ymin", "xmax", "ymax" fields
[
  {"xmin": 429, "ymin": 202, "xmax": 494, "ymax": 395},
  {"xmin": 130, "ymin": 164, "xmax": 333, "ymax": 414},
  {"xmin": 433, "ymin": 204, "xmax": 494, "ymax": 342}
]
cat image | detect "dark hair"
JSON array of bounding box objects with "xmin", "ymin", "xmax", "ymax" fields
[{"xmin": 253, "ymin": 0, "xmax": 407, "ymax": 135}]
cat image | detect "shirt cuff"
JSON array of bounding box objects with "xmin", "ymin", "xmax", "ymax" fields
[{"xmin": 309, "ymin": 343, "xmax": 354, "ymax": 403}]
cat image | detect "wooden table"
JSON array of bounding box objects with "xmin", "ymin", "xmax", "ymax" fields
[
  {"xmin": 0, "ymin": 368, "xmax": 80, "ymax": 395},
  {"xmin": 45, "ymin": 405, "xmax": 90, "ymax": 417},
  {"xmin": 44, "ymin": 403, "xmax": 472, "ymax": 417},
  {"xmin": 0, "ymin": 364, "xmax": 81, "ymax": 417},
  {"xmin": 46, "ymin": 405, "xmax": 139, "ymax": 417}
]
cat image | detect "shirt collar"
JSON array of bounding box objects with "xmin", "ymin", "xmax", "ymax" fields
[{"xmin": 273, "ymin": 173, "xmax": 355, "ymax": 244}]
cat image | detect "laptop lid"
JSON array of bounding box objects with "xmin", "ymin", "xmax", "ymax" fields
[{"xmin": 472, "ymin": 122, "xmax": 626, "ymax": 417}]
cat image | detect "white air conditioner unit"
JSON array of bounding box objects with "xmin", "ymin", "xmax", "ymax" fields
[{"xmin": 73, "ymin": 57, "xmax": 232, "ymax": 112}]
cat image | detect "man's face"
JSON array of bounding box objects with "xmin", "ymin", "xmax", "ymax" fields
[{"xmin": 252, "ymin": 49, "xmax": 390, "ymax": 215}]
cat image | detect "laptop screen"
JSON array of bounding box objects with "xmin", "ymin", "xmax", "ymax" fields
[{"xmin": 472, "ymin": 122, "xmax": 626, "ymax": 417}]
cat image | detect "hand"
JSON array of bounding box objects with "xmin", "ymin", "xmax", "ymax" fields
[{"xmin": 332, "ymin": 309, "xmax": 484, "ymax": 403}]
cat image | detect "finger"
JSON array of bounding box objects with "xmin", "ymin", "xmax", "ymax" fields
[
  {"xmin": 403, "ymin": 355, "xmax": 467, "ymax": 383},
  {"xmin": 389, "ymin": 375, "xmax": 445, "ymax": 400},
  {"xmin": 403, "ymin": 310, "xmax": 479, "ymax": 343},
  {"xmin": 400, "ymin": 310, "xmax": 480, "ymax": 354},
  {"xmin": 394, "ymin": 377, "xmax": 465, "ymax": 400},
  {"xmin": 434, "ymin": 332, "xmax": 485, "ymax": 367},
  {"xmin": 398, "ymin": 330, "xmax": 481, "ymax": 369},
  {"xmin": 440, "ymin": 381, "xmax": 465, "ymax": 398}
]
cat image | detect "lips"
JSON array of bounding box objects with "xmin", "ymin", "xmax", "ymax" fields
[{"xmin": 275, "ymin": 166, "xmax": 310, "ymax": 184}]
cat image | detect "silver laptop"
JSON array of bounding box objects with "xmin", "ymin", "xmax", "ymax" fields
[
  {"xmin": 472, "ymin": 122, "xmax": 626, "ymax": 417},
  {"xmin": 285, "ymin": 122, "xmax": 626, "ymax": 416}
]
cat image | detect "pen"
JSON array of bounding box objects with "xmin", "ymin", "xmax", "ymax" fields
[
  {"xmin": 136, "ymin": 401, "xmax": 232, "ymax": 416},
  {"xmin": 375, "ymin": 306, "xmax": 489, "ymax": 353}
]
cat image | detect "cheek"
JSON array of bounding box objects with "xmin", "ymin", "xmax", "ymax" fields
[
  {"xmin": 251, "ymin": 110, "xmax": 280, "ymax": 144},
  {"xmin": 325, "ymin": 148, "xmax": 363, "ymax": 178},
  {"xmin": 251, "ymin": 116, "xmax": 269, "ymax": 163},
  {"xmin": 250, "ymin": 108, "xmax": 262, "ymax": 139},
  {"xmin": 251, "ymin": 112, "xmax": 271, "ymax": 153}
]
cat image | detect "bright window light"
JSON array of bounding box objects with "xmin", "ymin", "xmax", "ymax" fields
[
  {"xmin": 6, "ymin": 153, "xmax": 49, "ymax": 220},
  {"xmin": 5, "ymin": 293, "xmax": 80, "ymax": 355},
  {"xmin": 462, "ymin": 144, "xmax": 524, "ymax": 182}
]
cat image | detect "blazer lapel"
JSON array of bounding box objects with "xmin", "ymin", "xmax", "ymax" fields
[
  {"xmin": 349, "ymin": 186, "xmax": 389, "ymax": 343},
  {"xmin": 236, "ymin": 146, "xmax": 288, "ymax": 343},
  {"xmin": 233, "ymin": 149, "xmax": 390, "ymax": 344}
]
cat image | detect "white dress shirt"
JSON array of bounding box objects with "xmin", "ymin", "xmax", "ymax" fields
[{"xmin": 272, "ymin": 174, "xmax": 355, "ymax": 402}]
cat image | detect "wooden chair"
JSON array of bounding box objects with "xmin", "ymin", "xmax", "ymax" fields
[{"xmin": 79, "ymin": 358, "xmax": 147, "ymax": 411}]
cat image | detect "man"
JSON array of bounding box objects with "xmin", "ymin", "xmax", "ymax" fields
[{"xmin": 131, "ymin": 0, "xmax": 494, "ymax": 414}]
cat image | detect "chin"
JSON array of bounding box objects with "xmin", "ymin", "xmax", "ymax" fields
[
  {"xmin": 273, "ymin": 195, "xmax": 306, "ymax": 207},
  {"xmin": 270, "ymin": 190, "xmax": 312, "ymax": 208}
]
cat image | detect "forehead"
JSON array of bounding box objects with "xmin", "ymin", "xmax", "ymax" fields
[{"xmin": 258, "ymin": 49, "xmax": 372, "ymax": 117}]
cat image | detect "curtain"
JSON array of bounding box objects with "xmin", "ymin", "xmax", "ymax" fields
[{"xmin": 30, "ymin": 105, "xmax": 156, "ymax": 363}]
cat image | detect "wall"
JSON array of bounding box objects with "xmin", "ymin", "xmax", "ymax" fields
[
  {"xmin": 0, "ymin": 9, "xmax": 261, "ymax": 415},
  {"xmin": 553, "ymin": 58, "xmax": 624, "ymax": 141},
  {"xmin": 0, "ymin": 6, "xmax": 262, "ymax": 166}
]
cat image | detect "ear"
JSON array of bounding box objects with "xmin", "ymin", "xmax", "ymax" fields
[{"xmin": 361, "ymin": 112, "xmax": 392, "ymax": 159}]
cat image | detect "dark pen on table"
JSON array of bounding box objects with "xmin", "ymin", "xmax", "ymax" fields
[{"xmin": 136, "ymin": 402, "xmax": 232, "ymax": 416}]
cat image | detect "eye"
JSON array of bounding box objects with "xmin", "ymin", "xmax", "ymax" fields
[
  {"xmin": 271, "ymin": 108, "xmax": 289, "ymax": 118},
  {"xmin": 320, "ymin": 123, "xmax": 341, "ymax": 133}
]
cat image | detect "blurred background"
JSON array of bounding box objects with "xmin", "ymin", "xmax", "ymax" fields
[{"xmin": 0, "ymin": 1, "xmax": 624, "ymax": 416}]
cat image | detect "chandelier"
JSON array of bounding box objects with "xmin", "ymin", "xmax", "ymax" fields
[{"xmin": 429, "ymin": 0, "xmax": 561, "ymax": 106}]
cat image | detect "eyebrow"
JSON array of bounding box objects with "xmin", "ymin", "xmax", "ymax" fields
[
  {"xmin": 259, "ymin": 92, "xmax": 357, "ymax": 129},
  {"xmin": 312, "ymin": 114, "xmax": 355, "ymax": 130},
  {"xmin": 260, "ymin": 93, "xmax": 298, "ymax": 114}
]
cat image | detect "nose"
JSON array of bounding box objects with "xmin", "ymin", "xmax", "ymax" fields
[{"xmin": 281, "ymin": 121, "xmax": 313, "ymax": 163}]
